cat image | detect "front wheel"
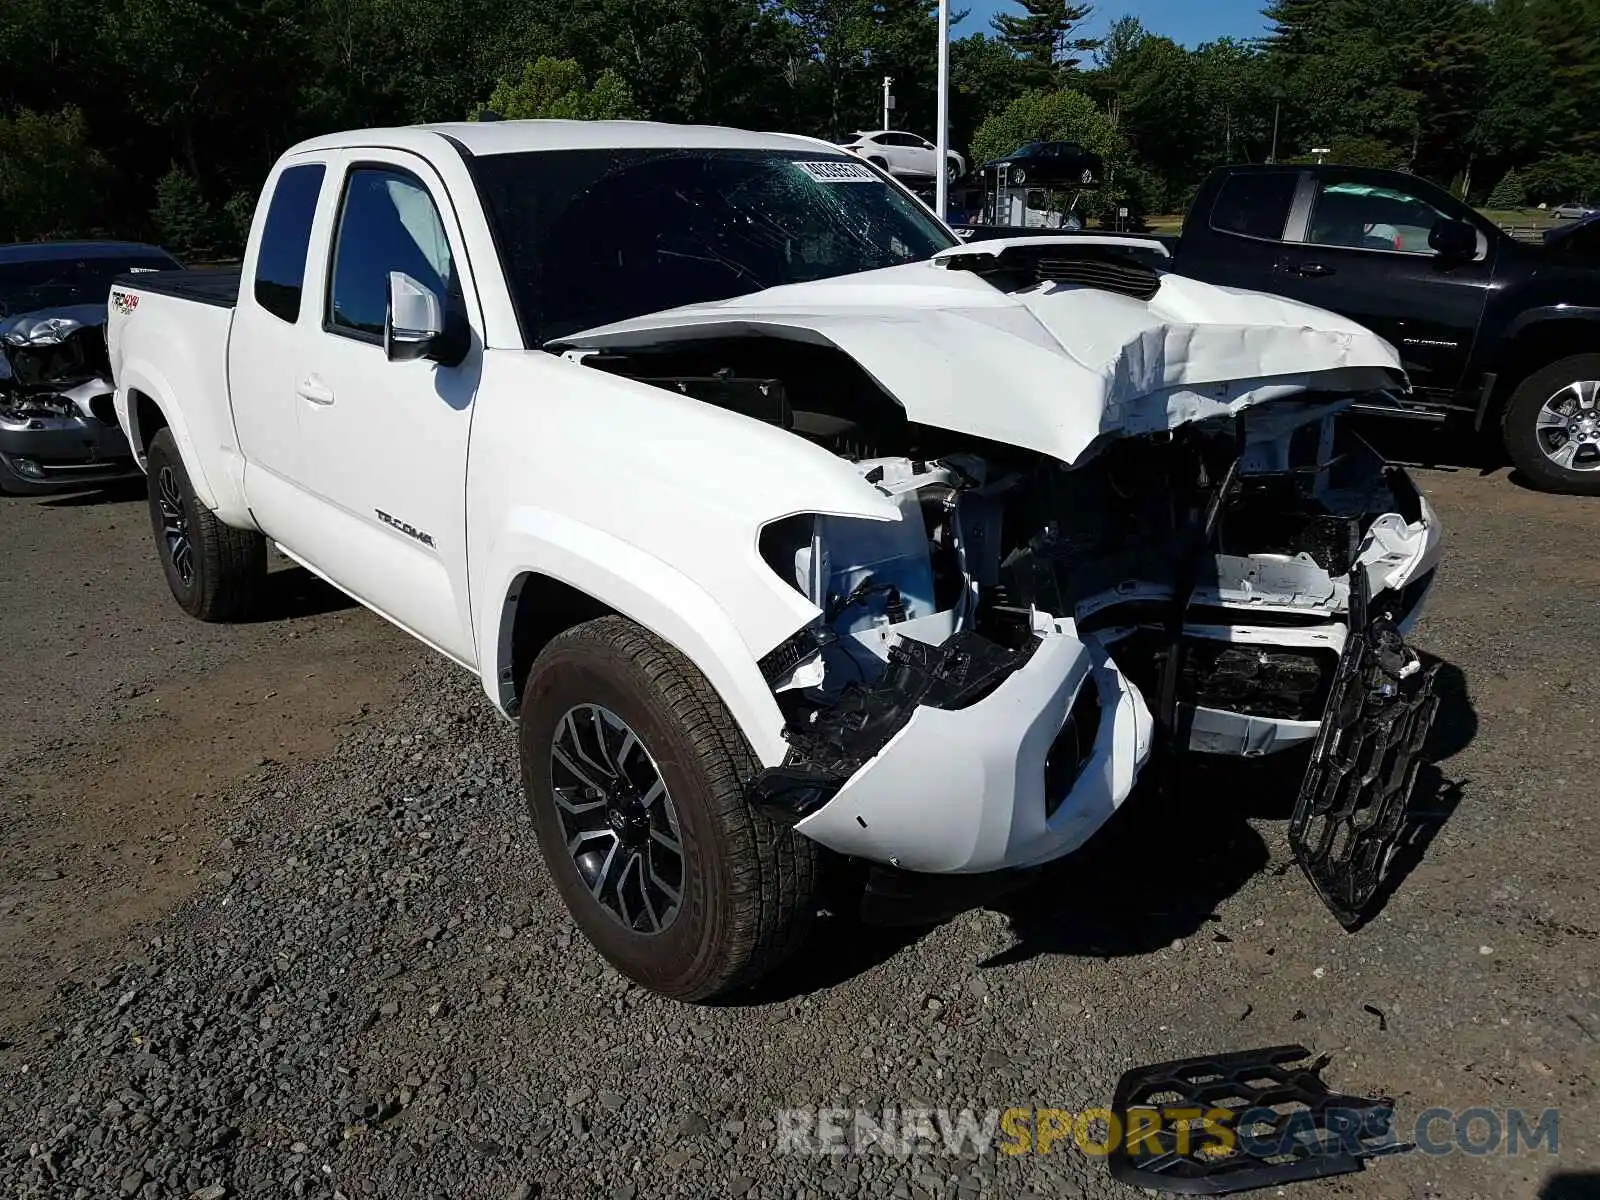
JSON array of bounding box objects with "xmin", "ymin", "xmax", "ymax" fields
[
  {"xmin": 145, "ymin": 428, "xmax": 266, "ymax": 619},
  {"xmin": 518, "ymin": 615, "xmax": 818, "ymax": 1001},
  {"xmin": 1502, "ymin": 354, "xmax": 1600, "ymax": 495}
]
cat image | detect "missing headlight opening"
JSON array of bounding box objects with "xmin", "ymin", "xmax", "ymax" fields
[{"xmin": 575, "ymin": 335, "xmax": 1435, "ymax": 819}]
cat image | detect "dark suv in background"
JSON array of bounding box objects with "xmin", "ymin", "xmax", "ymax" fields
[{"xmin": 1158, "ymin": 165, "xmax": 1600, "ymax": 494}]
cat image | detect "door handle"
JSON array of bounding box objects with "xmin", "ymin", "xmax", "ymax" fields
[
  {"xmin": 297, "ymin": 376, "xmax": 335, "ymax": 406},
  {"xmin": 1288, "ymin": 262, "xmax": 1335, "ymax": 277}
]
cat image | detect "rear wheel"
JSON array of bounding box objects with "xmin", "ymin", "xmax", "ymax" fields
[
  {"xmin": 1502, "ymin": 354, "xmax": 1600, "ymax": 495},
  {"xmin": 145, "ymin": 428, "xmax": 266, "ymax": 619},
  {"xmin": 519, "ymin": 615, "xmax": 818, "ymax": 1001}
]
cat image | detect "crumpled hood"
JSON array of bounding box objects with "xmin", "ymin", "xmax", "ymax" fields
[
  {"xmin": 552, "ymin": 257, "xmax": 1407, "ymax": 464},
  {"xmin": 0, "ymin": 303, "xmax": 109, "ymax": 391}
]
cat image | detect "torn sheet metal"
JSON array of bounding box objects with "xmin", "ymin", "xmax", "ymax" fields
[{"xmin": 551, "ymin": 259, "xmax": 1408, "ymax": 467}]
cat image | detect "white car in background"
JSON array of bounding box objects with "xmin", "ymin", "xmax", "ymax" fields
[{"xmin": 840, "ymin": 130, "xmax": 965, "ymax": 182}]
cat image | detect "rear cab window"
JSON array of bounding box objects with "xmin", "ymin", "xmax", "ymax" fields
[
  {"xmin": 1209, "ymin": 171, "xmax": 1300, "ymax": 241},
  {"xmin": 253, "ymin": 164, "xmax": 326, "ymax": 323}
]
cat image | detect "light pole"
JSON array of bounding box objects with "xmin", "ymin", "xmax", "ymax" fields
[
  {"xmin": 882, "ymin": 75, "xmax": 894, "ymax": 131},
  {"xmin": 935, "ymin": 0, "xmax": 951, "ymax": 220}
]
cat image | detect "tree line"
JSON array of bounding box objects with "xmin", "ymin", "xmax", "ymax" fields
[{"xmin": 2, "ymin": 0, "xmax": 1597, "ymax": 250}]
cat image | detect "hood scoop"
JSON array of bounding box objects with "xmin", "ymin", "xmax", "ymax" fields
[{"xmin": 940, "ymin": 244, "xmax": 1162, "ymax": 302}]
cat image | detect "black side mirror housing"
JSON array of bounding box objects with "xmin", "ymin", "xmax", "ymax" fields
[{"xmin": 1429, "ymin": 217, "xmax": 1479, "ymax": 259}]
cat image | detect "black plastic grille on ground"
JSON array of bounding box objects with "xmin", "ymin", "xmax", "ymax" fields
[
  {"xmin": 1108, "ymin": 1044, "xmax": 1403, "ymax": 1195},
  {"xmin": 1290, "ymin": 614, "xmax": 1441, "ymax": 928}
]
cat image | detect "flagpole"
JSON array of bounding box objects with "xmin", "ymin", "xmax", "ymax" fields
[{"xmin": 935, "ymin": 0, "xmax": 951, "ymax": 221}]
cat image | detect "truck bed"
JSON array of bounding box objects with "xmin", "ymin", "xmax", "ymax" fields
[{"xmin": 114, "ymin": 267, "xmax": 240, "ymax": 308}]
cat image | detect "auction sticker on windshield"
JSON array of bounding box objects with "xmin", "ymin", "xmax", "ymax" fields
[{"xmin": 794, "ymin": 159, "xmax": 879, "ymax": 183}]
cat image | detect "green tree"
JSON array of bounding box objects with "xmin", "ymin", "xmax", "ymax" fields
[
  {"xmin": 483, "ymin": 57, "xmax": 641, "ymax": 120},
  {"xmin": 951, "ymin": 33, "xmax": 1029, "ymax": 152},
  {"xmin": 101, "ymin": 0, "xmax": 307, "ymax": 178},
  {"xmin": 781, "ymin": 0, "xmax": 876, "ymax": 137},
  {"xmin": 1262, "ymin": 0, "xmax": 1489, "ymax": 179},
  {"xmin": 152, "ymin": 166, "xmax": 218, "ymax": 257},
  {"xmin": 991, "ymin": 0, "xmax": 1099, "ymax": 76},
  {"xmin": 1486, "ymin": 170, "xmax": 1527, "ymax": 208},
  {"xmin": 1192, "ymin": 37, "xmax": 1280, "ymax": 165},
  {"xmin": 1096, "ymin": 26, "xmax": 1202, "ymax": 188},
  {"xmin": 970, "ymin": 88, "xmax": 1119, "ymax": 166},
  {"xmin": 971, "ymin": 87, "xmax": 1132, "ymax": 215},
  {"xmin": 0, "ymin": 106, "xmax": 109, "ymax": 241}
]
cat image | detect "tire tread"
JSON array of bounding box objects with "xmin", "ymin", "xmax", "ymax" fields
[
  {"xmin": 1501, "ymin": 353, "xmax": 1600, "ymax": 496},
  {"xmin": 541, "ymin": 616, "xmax": 816, "ymax": 999},
  {"xmin": 147, "ymin": 429, "xmax": 266, "ymax": 621}
]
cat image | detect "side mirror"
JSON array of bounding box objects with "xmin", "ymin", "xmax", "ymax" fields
[
  {"xmin": 1429, "ymin": 218, "xmax": 1478, "ymax": 260},
  {"xmin": 384, "ymin": 271, "xmax": 466, "ymax": 365}
]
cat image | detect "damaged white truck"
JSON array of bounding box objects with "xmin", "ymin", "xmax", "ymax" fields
[{"xmin": 107, "ymin": 122, "xmax": 1442, "ymax": 1000}]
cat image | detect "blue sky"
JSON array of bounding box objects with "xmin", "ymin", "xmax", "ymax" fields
[{"xmin": 960, "ymin": 0, "xmax": 1270, "ymax": 49}]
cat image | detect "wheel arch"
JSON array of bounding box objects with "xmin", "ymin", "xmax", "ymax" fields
[
  {"xmin": 1481, "ymin": 314, "xmax": 1600, "ymax": 429},
  {"xmin": 480, "ymin": 513, "xmax": 795, "ymax": 768},
  {"xmin": 117, "ymin": 365, "xmax": 222, "ymax": 511}
]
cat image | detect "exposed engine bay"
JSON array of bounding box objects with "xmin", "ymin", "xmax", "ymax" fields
[{"xmin": 573, "ymin": 330, "xmax": 1440, "ymax": 904}]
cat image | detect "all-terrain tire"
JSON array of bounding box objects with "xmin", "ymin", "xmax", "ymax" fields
[
  {"xmin": 145, "ymin": 428, "xmax": 266, "ymax": 620},
  {"xmin": 519, "ymin": 615, "xmax": 818, "ymax": 1001},
  {"xmin": 1501, "ymin": 353, "xmax": 1600, "ymax": 496}
]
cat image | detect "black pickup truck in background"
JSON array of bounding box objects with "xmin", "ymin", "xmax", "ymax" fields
[{"xmin": 957, "ymin": 164, "xmax": 1600, "ymax": 494}]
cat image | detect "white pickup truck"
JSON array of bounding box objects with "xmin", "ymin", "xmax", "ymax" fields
[{"xmin": 107, "ymin": 120, "xmax": 1443, "ymax": 1000}]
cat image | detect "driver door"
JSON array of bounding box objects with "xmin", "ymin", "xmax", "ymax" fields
[
  {"xmin": 286, "ymin": 150, "xmax": 484, "ymax": 665},
  {"xmin": 1273, "ymin": 171, "xmax": 1495, "ymax": 395}
]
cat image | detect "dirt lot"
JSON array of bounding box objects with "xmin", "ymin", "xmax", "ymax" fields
[
  {"xmin": 0, "ymin": 484, "xmax": 422, "ymax": 1037},
  {"xmin": 1, "ymin": 446, "xmax": 1596, "ymax": 1200}
]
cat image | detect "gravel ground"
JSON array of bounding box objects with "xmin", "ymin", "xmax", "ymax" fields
[{"xmin": 1, "ymin": 454, "xmax": 1597, "ymax": 1200}]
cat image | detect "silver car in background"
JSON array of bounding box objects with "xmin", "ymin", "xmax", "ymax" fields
[{"xmin": 1, "ymin": 241, "xmax": 179, "ymax": 495}]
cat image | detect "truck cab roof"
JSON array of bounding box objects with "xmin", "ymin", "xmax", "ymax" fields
[{"xmin": 286, "ymin": 120, "xmax": 837, "ymax": 160}]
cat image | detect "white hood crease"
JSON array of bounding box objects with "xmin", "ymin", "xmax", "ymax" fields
[{"xmin": 554, "ymin": 258, "xmax": 1408, "ymax": 465}]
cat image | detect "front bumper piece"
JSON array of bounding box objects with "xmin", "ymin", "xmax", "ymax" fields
[
  {"xmin": 792, "ymin": 616, "xmax": 1153, "ymax": 875},
  {"xmin": 0, "ymin": 412, "xmax": 138, "ymax": 494}
]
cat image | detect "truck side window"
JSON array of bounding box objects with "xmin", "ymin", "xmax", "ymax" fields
[
  {"xmin": 1307, "ymin": 181, "xmax": 1451, "ymax": 255},
  {"xmin": 253, "ymin": 164, "xmax": 325, "ymax": 323},
  {"xmin": 326, "ymin": 167, "xmax": 454, "ymax": 341},
  {"xmin": 1210, "ymin": 172, "xmax": 1298, "ymax": 241}
]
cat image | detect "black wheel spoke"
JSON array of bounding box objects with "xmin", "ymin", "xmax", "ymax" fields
[
  {"xmin": 156, "ymin": 466, "xmax": 195, "ymax": 585},
  {"xmin": 551, "ymin": 703, "xmax": 684, "ymax": 935}
]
